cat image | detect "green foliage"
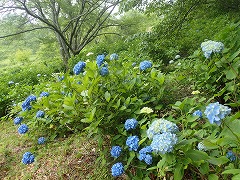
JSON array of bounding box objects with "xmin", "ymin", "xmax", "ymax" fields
[{"xmin": 10, "ymin": 55, "xmax": 165, "ymax": 138}]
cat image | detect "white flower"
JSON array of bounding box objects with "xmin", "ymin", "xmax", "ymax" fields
[
  {"xmin": 81, "ymin": 90, "xmax": 88, "ymax": 97},
  {"xmin": 177, "ymin": 62, "xmax": 181, "ymax": 66},
  {"xmin": 191, "ymin": 90, "xmax": 200, "ymax": 95},
  {"xmin": 86, "ymin": 52, "xmax": 94, "ymax": 56},
  {"xmin": 175, "ymin": 55, "xmax": 180, "ymax": 59},
  {"xmin": 140, "ymin": 107, "xmax": 153, "ymax": 114},
  {"xmin": 169, "ymin": 60, "xmax": 174, "ymax": 64}
]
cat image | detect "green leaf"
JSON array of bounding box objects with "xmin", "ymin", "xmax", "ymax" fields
[
  {"xmin": 222, "ymin": 169, "xmax": 240, "ymax": 175},
  {"xmin": 156, "ymin": 72, "xmax": 165, "ymax": 85},
  {"xmin": 208, "ymin": 156, "xmax": 229, "ymax": 165},
  {"xmin": 185, "ymin": 150, "xmax": 209, "ymax": 162},
  {"xmin": 104, "ymin": 91, "xmax": 111, "ymax": 102},
  {"xmin": 229, "ymin": 48, "xmax": 240, "ymax": 62},
  {"xmin": 233, "ymin": 174, "xmax": 240, "ymax": 180},
  {"xmin": 208, "ymin": 174, "xmax": 219, "ymax": 180},
  {"xmin": 126, "ymin": 151, "xmax": 135, "ymax": 168},
  {"xmin": 225, "ymin": 69, "xmax": 237, "ymax": 80},
  {"xmin": 174, "ymin": 164, "xmax": 184, "ymax": 180}
]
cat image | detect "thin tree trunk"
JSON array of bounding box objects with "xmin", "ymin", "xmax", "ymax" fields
[{"xmin": 55, "ymin": 33, "xmax": 71, "ymax": 71}]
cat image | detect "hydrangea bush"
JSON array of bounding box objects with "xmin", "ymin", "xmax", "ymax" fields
[{"xmin": 8, "ymin": 49, "xmax": 239, "ymax": 179}]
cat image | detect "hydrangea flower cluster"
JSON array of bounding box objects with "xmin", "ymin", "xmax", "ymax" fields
[
  {"xmin": 110, "ymin": 146, "xmax": 122, "ymax": 158},
  {"xmin": 18, "ymin": 124, "xmax": 29, "ymax": 134},
  {"xmin": 124, "ymin": 118, "xmax": 138, "ymax": 131},
  {"xmin": 126, "ymin": 136, "xmax": 139, "ymax": 151},
  {"xmin": 40, "ymin": 92, "xmax": 49, "ymax": 97},
  {"xmin": 150, "ymin": 132, "xmax": 178, "ymax": 154},
  {"xmin": 111, "ymin": 162, "xmax": 124, "ymax": 177},
  {"xmin": 21, "ymin": 95, "xmax": 37, "ymax": 111},
  {"xmin": 22, "ymin": 152, "xmax": 35, "ymax": 165},
  {"xmin": 197, "ymin": 142, "xmax": 207, "ymax": 151},
  {"xmin": 38, "ymin": 137, "xmax": 46, "ymax": 145},
  {"xmin": 73, "ymin": 61, "xmax": 86, "ymax": 75},
  {"xmin": 100, "ymin": 66, "xmax": 109, "ymax": 76},
  {"xmin": 193, "ymin": 110, "xmax": 203, "ymax": 118},
  {"xmin": 226, "ymin": 151, "xmax": 236, "ymax": 162},
  {"xmin": 110, "ymin": 53, "xmax": 119, "ymax": 60},
  {"xmin": 147, "ymin": 118, "xmax": 179, "ymax": 139},
  {"xmin": 140, "ymin": 107, "xmax": 153, "ymax": 114},
  {"xmin": 36, "ymin": 110, "xmax": 45, "ymax": 118},
  {"xmin": 138, "ymin": 146, "xmax": 153, "ymax": 165},
  {"xmin": 96, "ymin": 54, "xmax": 105, "ymax": 67},
  {"xmin": 201, "ymin": 40, "xmax": 224, "ymax": 58},
  {"xmin": 14, "ymin": 117, "xmax": 23, "ymax": 125},
  {"xmin": 139, "ymin": 60, "xmax": 152, "ymax": 71},
  {"xmin": 204, "ymin": 102, "xmax": 231, "ymax": 125}
]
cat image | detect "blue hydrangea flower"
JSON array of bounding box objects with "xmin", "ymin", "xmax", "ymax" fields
[
  {"xmin": 124, "ymin": 118, "xmax": 138, "ymax": 131},
  {"xmin": 22, "ymin": 152, "xmax": 35, "ymax": 165},
  {"xmin": 40, "ymin": 92, "xmax": 49, "ymax": 97},
  {"xmin": 126, "ymin": 136, "xmax": 139, "ymax": 151},
  {"xmin": 197, "ymin": 142, "xmax": 207, "ymax": 151},
  {"xmin": 147, "ymin": 118, "xmax": 178, "ymax": 139},
  {"xmin": 26, "ymin": 95, "xmax": 37, "ymax": 102},
  {"xmin": 14, "ymin": 117, "xmax": 23, "ymax": 125},
  {"xmin": 150, "ymin": 132, "xmax": 178, "ymax": 154},
  {"xmin": 204, "ymin": 102, "xmax": 231, "ymax": 125},
  {"xmin": 110, "ymin": 53, "xmax": 119, "ymax": 60},
  {"xmin": 22, "ymin": 95, "xmax": 36, "ymax": 111},
  {"xmin": 201, "ymin": 40, "xmax": 224, "ymax": 58},
  {"xmin": 138, "ymin": 146, "xmax": 153, "ymax": 164},
  {"xmin": 193, "ymin": 110, "xmax": 203, "ymax": 118},
  {"xmin": 38, "ymin": 137, "xmax": 46, "ymax": 145},
  {"xmin": 37, "ymin": 74, "xmax": 41, "ymax": 77},
  {"xmin": 111, "ymin": 162, "xmax": 124, "ymax": 177},
  {"xmin": 36, "ymin": 110, "xmax": 45, "ymax": 118},
  {"xmin": 73, "ymin": 61, "xmax": 86, "ymax": 75},
  {"xmin": 110, "ymin": 146, "xmax": 122, "ymax": 158},
  {"xmin": 139, "ymin": 60, "xmax": 152, "ymax": 71},
  {"xmin": 96, "ymin": 54, "xmax": 105, "ymax": 67},
  {"xmin": 18, "ymin": 124, "xmax": 29, "ymax": 134},
  {"xmin": 100, "ymin": 66, "xmax": 109, "ymax": 76},
  {"xmin": 226, "ymin": 151, "xmax": 236, "ymax": 162},
  {"xmin": 77, "ymin": 81, "xmax": 82, "ymax": 85},
  {"xmin": 132, "ymin": 62, "xmax": 137, "ymax": 67},
  {"xmin": 144, "ymin": 154, "xmax": 153, "ymax": 165}
]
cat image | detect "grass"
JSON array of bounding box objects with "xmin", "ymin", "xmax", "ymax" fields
[{"xmin": 0, "ymin": 118, "xmax": 114, "ymax": 180}]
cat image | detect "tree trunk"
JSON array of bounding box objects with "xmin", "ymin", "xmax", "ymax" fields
[{"xmin": 55, "ymin": 33, "xmax": 71, "ymax": 71}]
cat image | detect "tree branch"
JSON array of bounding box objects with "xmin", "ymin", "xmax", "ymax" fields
[{"xmin": 0, "ymin": 27, "xmax": 51, "ymax": 38}]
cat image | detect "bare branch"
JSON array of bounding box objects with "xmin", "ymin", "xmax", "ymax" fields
[{"xmin": 0, "ymin": 27, "xmax": 51, "ymax": 38}]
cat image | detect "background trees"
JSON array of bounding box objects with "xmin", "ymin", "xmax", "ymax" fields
[{"xmin": 0, "ymin": 0, "xmax": 120, "ymax": 69}]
